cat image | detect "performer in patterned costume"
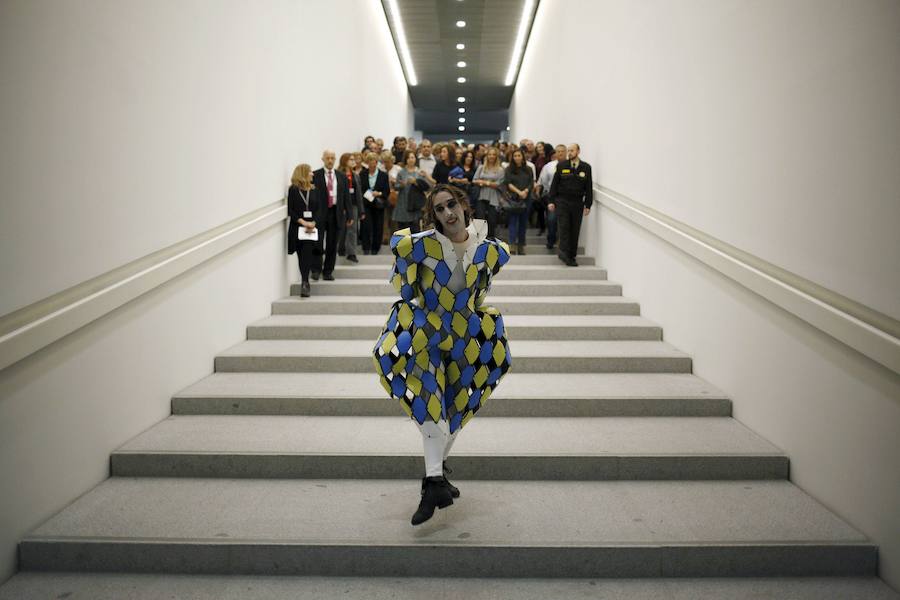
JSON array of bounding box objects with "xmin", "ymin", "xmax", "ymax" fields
[{"xmin": 372, "ymin": 184, "xmax": 511, "ymax": 525}]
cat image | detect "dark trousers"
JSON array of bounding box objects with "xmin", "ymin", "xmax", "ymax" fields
[
  {"xmin": 529, "ymin": 197, "xmax": 546, "ymax": 231},
  {"xmin": 314, "ymin": 205, "xmax": 340, "ymax": 275},
  {"xmin": 295, "ymin": 240, "xmax": 315, "ymax": 283},
  {"xmin": 476, "ymin": 200, "xmax": 498, "ymax": 238},
  {"xmin": 556, "ymin": 196, "xmax": 584, "ymax": 260},
  {"xmin": 395, "ymin": 220, "xmax": 420, "ymax": 234},
  {"xmin": 362, "ymin": 204, "xmax": 385, "ymax": 255},
  {"xmin": 545, "ymin": 198, "xmax": 558, "ymax": 248}
]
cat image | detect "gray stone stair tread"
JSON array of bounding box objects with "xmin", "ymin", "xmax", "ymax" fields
[
  {"xmin": 307, "ymin": 278, "xmax": 618, "ymax": 287},
  {"xmin": 249, "ymin": 314, "xmax": 658, "ymax": 329},
  {"xmin": 175, "ymin": 372, "xmax": 725, "ymax": 400},
  {"xmin": 26, "ymin": 478, "xmax": 867, "ymax": 546},
  {"xmin": 333, "ymin": 264, "xmax": 603, "ymax": 273},
  {"xmin": 3, "ymin": 573, "xmax": 895, "ymax": 600},
  {"xmin": 116, "ymin": 416, "xmax": 781, "ymax": 456},
  {"xmin": 218, "ymin": 339, "xmax": 689, "ymax": 359},
  {"xmin": 274, "ymin": 295, "xmax": 638, "ymax": 305}
]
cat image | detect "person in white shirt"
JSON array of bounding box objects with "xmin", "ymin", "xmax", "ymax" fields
[
  {"xmin": 536, "ymin": 144, "xmax": 568, "ymax": 250},
  {"xmin": 417, "ymin": 139, "xmax": 436, "ymax": 176}
]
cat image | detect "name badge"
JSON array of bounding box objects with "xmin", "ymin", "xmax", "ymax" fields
[
  {"xmin": 303, "ymin": 211, "xmax": 312, "ymax": 218},
  {"xmin": 561, "ymin": 169, "xmax": 571, "ymax": 174}
]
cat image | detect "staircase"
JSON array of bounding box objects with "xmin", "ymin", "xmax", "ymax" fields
[{"xmin": 2, "ymin": 230, "xmax": 895, "ymax": 599}]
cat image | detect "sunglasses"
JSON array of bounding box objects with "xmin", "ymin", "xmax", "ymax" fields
[{"xmin": 433, "ymin": 199, "xmax": 459, "ymax": 213}]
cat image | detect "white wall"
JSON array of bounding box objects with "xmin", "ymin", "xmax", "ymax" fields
[
  {"xmin": 512, "ymin": 0, "xmax": 900, "ymax": 589},
  {"xmin": 0, "ymin": 0, "xmax": 411, "ymax": 583}
]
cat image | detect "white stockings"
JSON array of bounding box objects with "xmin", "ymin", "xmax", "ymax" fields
[{"xmin": 417, "ymin": 419, "xmax": 459, "ymax": 477}]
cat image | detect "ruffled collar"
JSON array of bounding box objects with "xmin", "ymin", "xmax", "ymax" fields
[{"xmin": 433, "ymin": 218, "xmax": 488, "ymax": 271}]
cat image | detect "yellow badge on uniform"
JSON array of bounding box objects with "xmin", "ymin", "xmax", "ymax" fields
[
  {"xmin": 579, "ymin": 172, "xmax": 586, "ymax": 178},
  {"xmin": 561, "ymin": 169, "xmax": 571, "ymax": 174}
]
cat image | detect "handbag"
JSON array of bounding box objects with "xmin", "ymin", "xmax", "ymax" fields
[
  {"xmin": 388, "ymin": 189, "xmax": 398, "ymax": 208},
  {"xmin": 502, "ymin": 188, "xmax": 528, "ymax": 214}
]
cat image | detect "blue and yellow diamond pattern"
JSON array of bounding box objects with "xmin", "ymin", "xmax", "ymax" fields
[{"xmin": 373, "ymin": 227, "xmax": 512, "ymax": 433}]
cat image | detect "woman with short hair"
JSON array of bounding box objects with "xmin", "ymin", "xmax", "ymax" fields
[{"xmin": 359, "ymin": 151, "xmax": 391, "ymax": 255}]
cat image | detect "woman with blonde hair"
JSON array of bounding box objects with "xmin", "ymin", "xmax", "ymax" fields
[
  {"xmin": 287, "ymin": 164, "xmax": 318, "ymax": 297},
  {"xmin": 472, "ymin": 146, "xmax": 504, "ymax": 238}
]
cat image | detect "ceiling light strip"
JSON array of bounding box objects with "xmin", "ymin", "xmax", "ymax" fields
[
  {"xmin": 385, "ymin": 0, "xmax": 417, "ymax": 86},
  {"xmin": 504, "ymin": 0, "xmax": 537, "ymax": 86}
]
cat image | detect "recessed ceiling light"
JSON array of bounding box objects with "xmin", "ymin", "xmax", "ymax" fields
[
  {"xmin": 457, "ymin": 77, "xmax": 466, "ymax": 83},
  {"xmin": 458, "ymin": 108, "xmax": 465, "ymax": 113},
  {"xmin": 458, "ymin": 126, "xmax": 466, "ymax": 131},
  {"xmin": 457, "ymin": 61, "xmax": 467, "ymax": 68},
  {"xmin": 456, "ymin": 20, "xmax": 466, "ymax": 27},
  {"xmin": 385, "ymin": 0, "xmax": 417, "ymax": 86},
  {"xmin": 459, "ymin": 117, "xmax": 466, "ymax": 123},
  {"xmin": 457, "ymin": 96, "xmax": 466, "ymax": 102},
  {"xmin": 505, "ymin": 0, "xmax": 536, "ymax": 86},
  {"xmin": 456, "ymin": 43, "xmax": 465, "ymax": 50}
]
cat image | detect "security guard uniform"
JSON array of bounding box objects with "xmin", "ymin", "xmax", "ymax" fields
[{"xmin": 548, "ymin": 158, "xmax": 593, "ymax": 264}]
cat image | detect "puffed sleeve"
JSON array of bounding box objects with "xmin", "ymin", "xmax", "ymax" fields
[
  {"xmin": 473, "ymin": 238, "xmax": 511, "ymax": 307},
  {"xmin": 388, "ymin": 227, "xmax": 420, "ymax": 302}
]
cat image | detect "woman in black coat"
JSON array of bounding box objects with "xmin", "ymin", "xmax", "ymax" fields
[
  {"xmin": 358, "ymin": 151, "xmax": 391, "ymax": 255},
  {"xmin": 287, "ymin": 163, "xmax": 320, "ymax": 297}
]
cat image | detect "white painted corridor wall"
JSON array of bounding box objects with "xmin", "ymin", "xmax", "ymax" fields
[
  {"xmin": 510, "ymin": 0, "xmax": 900, "ymax": 589},
  {"xmin": 0, "ymin": 0, "xmax": 412, "ymax": 584}
]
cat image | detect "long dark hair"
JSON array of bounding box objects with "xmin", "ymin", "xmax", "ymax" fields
[{"xmin": 423, "ymin": 184, "xmax": 471, "ymax": 233}]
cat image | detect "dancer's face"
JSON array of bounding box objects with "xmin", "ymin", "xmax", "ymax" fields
[{"xmin": 432, "ymin": 191, "xmax": 466, "ymax": 238}]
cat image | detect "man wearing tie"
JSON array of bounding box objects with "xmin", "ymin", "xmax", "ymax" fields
[{"xmin": 312, "ymin": 149, "xmax": 352, "ymax": 280}]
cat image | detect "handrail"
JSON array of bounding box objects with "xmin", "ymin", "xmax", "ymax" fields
[
  {"xmin": 595, "ymin": 185, "xmax": 900, "ymax": 374},
  {"xmin": 0, "ymin": 199, "xmax": 287, "ymax": 371}
]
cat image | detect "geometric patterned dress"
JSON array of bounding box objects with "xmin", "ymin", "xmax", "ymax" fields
[{"xmin": 372, "ymin": 219, "xmax": 512, "ymax": 434}]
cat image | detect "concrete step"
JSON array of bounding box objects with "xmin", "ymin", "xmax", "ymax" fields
[
  {"xmin": 272, "ymin": 295, "xmax": 641, "ymax": 316},
  {"xmin": 111, "ymin": 416, "xmax": 788, "ymax": 480},
  {"xmin": 172, "ymin": 372, "xmax": 732, "ymax": 417},
  {"xmin": 328, "ymin": 264, "xmax": 608, "ymax": 280},
  {"xmin": 3, "ymin": 573, "xmax": 896, "ymax": 600},
  {"xmin": 19, "ymin": 478, "xmax": 876, "ymax": 577},
  {"xmin": 294, "ymin": 279, "xmax": 622, "ymax": 296},
  {"xmin": 214, "ymin": 340, "xmax": 692, "ymax": 373},
  {"xmin": 352, "ymin": 243, "xmax": 584, "ymax": 256},
  {"xmin": 340, "ymin": 253, "xmax": 596, "ymax": 266},
  {"xmin": 247, "ymin": 315, "xmax": 662, "ymax": 341}
]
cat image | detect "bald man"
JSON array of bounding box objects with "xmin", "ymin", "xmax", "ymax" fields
[{"xmin": 312, "ymin": 150, "xmax": 352, "ymax": 280}]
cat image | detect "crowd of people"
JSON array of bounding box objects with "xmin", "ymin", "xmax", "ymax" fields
[{"xmin": 287, "ymin": 136, "xmax": 593, "ymax": 297}]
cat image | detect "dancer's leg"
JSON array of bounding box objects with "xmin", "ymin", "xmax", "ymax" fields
[{"xmin": 418, "ymin": 419, "xmax": 450, "ymax": 477}]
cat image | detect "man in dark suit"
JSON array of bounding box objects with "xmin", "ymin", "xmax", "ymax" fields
[
  {"xmin": 312, "ymin": 149, "xmax": 352, "ymax": 280},
  {"xmin": 548, "ymin": 143, "xmax": 593, "ymax": 267}
]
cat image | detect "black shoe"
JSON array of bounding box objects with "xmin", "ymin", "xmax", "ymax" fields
[
  {"xmin": 565, "ymin": 258, "xmax": 578, "ymax": 267},
  {"xmin": 300, "ymin": 281, "xmax": 310, "ymax": 297},
  {"xmin": 347, "ymin": 255, "xmax": 359, "ymax": 263},
  {"xmin": 311, "ymin": 271, "xmax": 321, "ymax": 281},
  {"xmin": 411, "ymin": 476, "xmax": 454, "ymax": 526},
  {"xmin": 443, "ymin": 461, "xmax": 460, "ymax": 499},
  {"xmin": 557, "ymin": 253, "xmax": 566, "ymax": 263},
  {"xmin": 323, "ymin": 272, "xmax": 335, "ymax": 281}
]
